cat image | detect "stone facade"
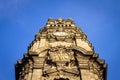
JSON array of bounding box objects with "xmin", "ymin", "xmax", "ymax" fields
[{"xmin": 15, "ymin": 18, "xmax": 107, "ymax": 80}]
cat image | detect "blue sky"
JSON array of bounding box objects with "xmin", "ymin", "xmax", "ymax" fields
[{"xmin": 0, "ymin": 0, "xmax": 120, "ymax": 80}]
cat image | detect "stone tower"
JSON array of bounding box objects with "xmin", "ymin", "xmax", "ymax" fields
[{"xmin": 15, "ymin": 18, "xmax": 107, "ymax": 80}]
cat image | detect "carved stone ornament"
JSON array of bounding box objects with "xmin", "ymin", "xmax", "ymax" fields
[{"xmin": 15, "ymin": 18, "xmax": 107, "ymax": 80}]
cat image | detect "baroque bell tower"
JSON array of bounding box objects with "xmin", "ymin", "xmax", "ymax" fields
[{"xmin": 15, "ymin": 18, "xmax": 107, "ymax": 80}]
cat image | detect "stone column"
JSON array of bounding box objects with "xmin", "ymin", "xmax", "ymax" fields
[{"xmin": 31, "ymin": 69, "xmax": 42, "ymax": 80}]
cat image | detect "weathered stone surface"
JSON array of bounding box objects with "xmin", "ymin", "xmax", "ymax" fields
[{"xmin": 15, "ymin": 18, "xmax": 107, "ymax": 80}]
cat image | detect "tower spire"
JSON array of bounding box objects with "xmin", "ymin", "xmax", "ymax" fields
[{"xmin": 15, "ymin": 18, "xmax": 107, "ymax": 80}]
